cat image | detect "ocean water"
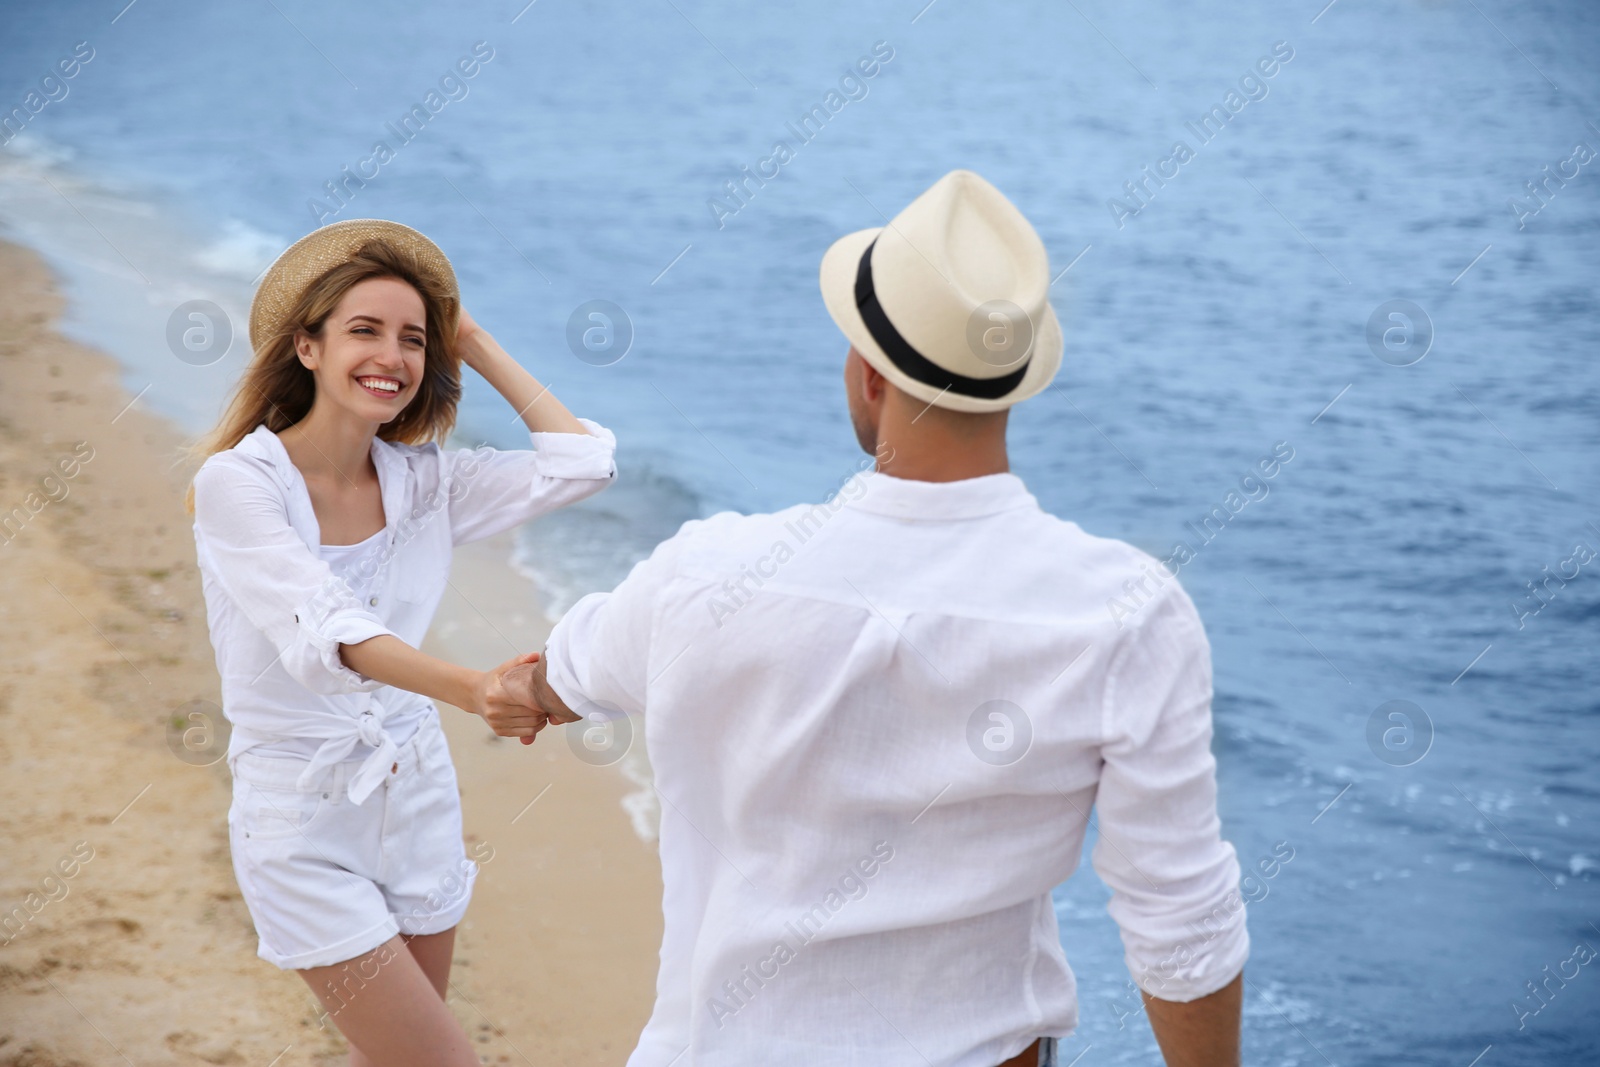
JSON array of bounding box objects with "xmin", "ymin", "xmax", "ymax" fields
[{"xmin": 2, "ymin": 0, "xmax": 1597, "ymax": 1062}]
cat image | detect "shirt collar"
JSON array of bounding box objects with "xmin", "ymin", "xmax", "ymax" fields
[
  {"xmin": 234, "ymin": 424, "xmax": 409, "ymax": 532},
  {"xmin": 845, "ymin": 469, "xmax": 1038, "ymax": 521}
]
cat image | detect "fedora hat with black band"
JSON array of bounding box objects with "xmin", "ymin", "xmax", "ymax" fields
[
  {"xmin": 819, "ymin": 169, "xmax": 1062, "ymax": 414},
  {"xmin": 249, "ymin": 219, "xmax": 459, "ymax": 354}
]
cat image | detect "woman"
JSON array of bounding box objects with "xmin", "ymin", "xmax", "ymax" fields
[{"xmin": 189, "ymin": 220, "xmax": 612, "ymax": 1065}]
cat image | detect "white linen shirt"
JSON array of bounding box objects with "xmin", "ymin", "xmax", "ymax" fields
[
  {"xmin": 241, "ymin": 527, "xmax": 435, "ymax": 761},
  {"xmin": 192, "ymin": 418, "xmax": 616, "ymax": 804},
  {"xmin": 542, "ymin": 470, "xmax": 1248, "ymax": 1067}
]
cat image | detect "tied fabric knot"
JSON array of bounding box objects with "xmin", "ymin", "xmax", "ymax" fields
[{"xmin": 292, "ymin": 696, "xmax": 400, "ymax": 805}]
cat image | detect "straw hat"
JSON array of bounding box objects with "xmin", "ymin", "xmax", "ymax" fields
[
  {"xmin": 819, "ymin": 169, "xmax": 1062, "ymax": 413},
  {"xmin": 249, "ymin": 219, "xmax": 458, "ymax": 353}
]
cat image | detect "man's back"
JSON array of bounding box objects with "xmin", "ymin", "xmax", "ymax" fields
[{"xmin": 543, "ymin": 470, "xmax": 1247, "ymax": 1066}]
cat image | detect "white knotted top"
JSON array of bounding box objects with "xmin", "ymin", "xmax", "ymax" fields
[{"xmin": 192, "ymin": 418, "xmax": 617, "ymax": 803}]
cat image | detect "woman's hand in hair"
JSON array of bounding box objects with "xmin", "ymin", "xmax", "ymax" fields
[
  {"xmin": 452, "ymin": 306, "xmax": 507, "ymax": 379},
  {"xmin": 454, "ymin": 306, "xmax": 485, "ymax": 364},
  {"xmin": 454, "ymin": 311, "xmax": 589, "ymax": 436}
]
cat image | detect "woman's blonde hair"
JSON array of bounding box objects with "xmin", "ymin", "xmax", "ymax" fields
[{"xmin": 185, "ymin": 239, "xmax": 460, "ymax": 511}]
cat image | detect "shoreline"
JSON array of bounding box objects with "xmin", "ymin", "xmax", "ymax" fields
[{"xmin": 0, "ymin": 237, "xmax": 660, "ymax": 1065}]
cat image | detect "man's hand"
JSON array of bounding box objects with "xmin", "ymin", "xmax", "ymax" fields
[
  {"xmin": 475, "ymin": 650, "xmax": 550, "ymax": 741},
  {"xmin": 499, "ymin": 652, "xmax": 580, "ymax": 746}
]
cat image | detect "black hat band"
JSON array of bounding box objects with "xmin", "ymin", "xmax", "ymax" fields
[{"xmin": 853, "ymin": 237, "xmax": 1030, "ymax": 401}]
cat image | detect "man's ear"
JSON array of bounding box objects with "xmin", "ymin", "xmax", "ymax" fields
[
  {"xmin": 861, "ymin": 360, "xmax": 879, "ymax": 399},
  {"xmin": 857, "ymin": 353, "xmax": 886, "ymax": 403}
]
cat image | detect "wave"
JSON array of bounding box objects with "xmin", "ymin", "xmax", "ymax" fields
[
  {"xmin": 0, "ymin": 132, "xmax": 280, "ymax": 433},
  {"xmin": 511, "ymin": 461, "xmax": 703, "ymax": 619}
]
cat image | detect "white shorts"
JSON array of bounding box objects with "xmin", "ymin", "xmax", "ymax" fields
[{"xmin": 226, "ymin": 711, "xmax": 478, "ymax": 970}]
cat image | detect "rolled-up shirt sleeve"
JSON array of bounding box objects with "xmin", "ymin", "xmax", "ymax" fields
[
  {"xmin": 1092, "ymin": 583, "xmax": 1248, "ymax": 1003},
  {"xmin": 542, "ymin": 517, "xmax": 706, "ymax": 716},
  {"xmin": 445, "ymin": 417, "xmax": 617, "ymax": 546},
  {"xmin": 191, "ymin": 458, "xmax": 396, "ymax": 694}
]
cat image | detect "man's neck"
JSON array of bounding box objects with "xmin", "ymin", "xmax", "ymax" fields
[
  {"xmin": 875, "ymin": 446, "xmax": 1009, "ymax": 483},
  {"xmin": 872, "ymin": 400, "xmax": 1011, "ymax": 483}
]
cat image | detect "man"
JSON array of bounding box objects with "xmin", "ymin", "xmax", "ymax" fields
[{"xmin": 495, "ymin": 169, "xmax": 1247, "ymax": 1066}]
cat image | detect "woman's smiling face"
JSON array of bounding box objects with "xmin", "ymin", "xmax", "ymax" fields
[{"xmin": 296, "ymin": 276, "xmax": 427, "ymax": 425}]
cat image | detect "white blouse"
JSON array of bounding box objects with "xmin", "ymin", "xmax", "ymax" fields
[
  {"xmin": 192, "ymin": 418, "xmax": 616, "ymax": 803},
  {"xmin": 541, "ymin": 470, "xmax": 1248, "ymax": 1066},
  {"xmin": 242, "ymin": 527, "xmax": 434, "ymax": 761}
]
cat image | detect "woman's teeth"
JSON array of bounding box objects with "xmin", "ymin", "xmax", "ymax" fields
[{"xmin": 357, "ymin": 377, "xmax": 401, "ymax": 395}]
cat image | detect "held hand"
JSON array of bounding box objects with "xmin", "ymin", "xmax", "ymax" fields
[
  {"xmin": 476, "ymin": 650, "xmax": 549, "ymax": 741},
  {"xmin": 499, "ymin": 653, "xmax": 581, "ymax": 746}
]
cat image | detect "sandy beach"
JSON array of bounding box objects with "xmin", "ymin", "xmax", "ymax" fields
[{"xmin": 0, "ymin": 237, "xmax": 661, "ymax": 1066}]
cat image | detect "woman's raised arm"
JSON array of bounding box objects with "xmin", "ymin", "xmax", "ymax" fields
[{"xmin": 456, "ymin": 308, "xmax": 587, "ymax": 436}]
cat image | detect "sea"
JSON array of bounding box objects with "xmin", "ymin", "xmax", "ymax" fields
[{"xmin": 2, "ymin": 0, "xmax": 1596, "ymax": 1062}]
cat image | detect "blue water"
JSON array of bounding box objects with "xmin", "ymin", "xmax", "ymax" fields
[{"xmin": 3, "ymin": 1, "xmax": 1597, "ymax": 1062}]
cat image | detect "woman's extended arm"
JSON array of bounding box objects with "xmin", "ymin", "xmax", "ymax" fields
[
  {"xmin": 456, "ymin": 309, "xmax": 587, "ymax": 436},
  {"xmin": 340, "ymin": 635, "xmax": 552, "ymax": 739}
]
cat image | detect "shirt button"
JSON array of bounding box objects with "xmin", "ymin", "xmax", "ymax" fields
[{"xmin": 368, "ymin": 596, "xmax": 379, "ymax": 606}]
